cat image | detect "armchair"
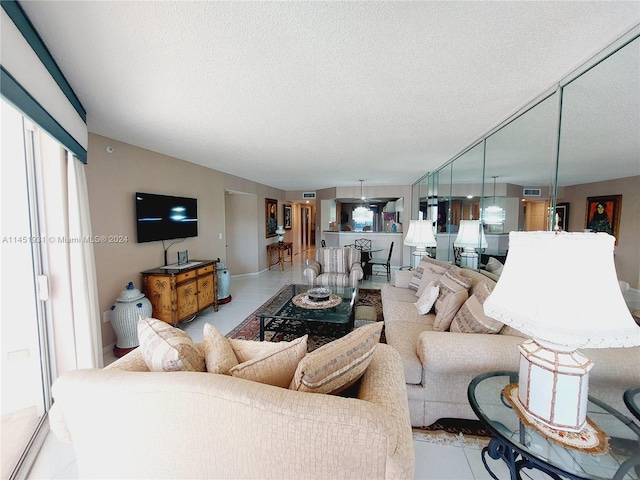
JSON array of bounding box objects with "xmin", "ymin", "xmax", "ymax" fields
[{"xmin": 303, "ymin": 247, "xmax": 363, "ymax": 287}]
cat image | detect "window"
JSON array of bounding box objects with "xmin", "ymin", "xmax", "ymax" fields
[
  {"xmin": 1, "ymin": 98, "xmax": 101, "ymax": 478},
  {"xmin": 352, "ymin": 206, "xmax": 373, "ymax": 231},
  {"xmin": 1, "ymin": 99, "xmax": 51, "ymax": 479}
]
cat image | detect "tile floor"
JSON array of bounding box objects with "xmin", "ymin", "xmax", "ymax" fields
[{"xmin": 26, "ymin": 248, "xmax": 545, "ymax": 480}]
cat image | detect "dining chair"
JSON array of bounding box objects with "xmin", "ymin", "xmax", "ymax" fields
[
  {"xmin": 453, "ymin": 245, "xmax": 463, "ymax": 266},
  {"xmin": 354, "ymin": 238, "xmax": 372, "ymax": 251},
  {"xmin": 368, "ymin": 241, "xmax": 394, "ymax": 281}
]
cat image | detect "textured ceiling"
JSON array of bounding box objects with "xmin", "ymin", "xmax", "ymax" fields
[{"xmin": 20, "ymin": 1, "xmax": 640, "ymax": 191}]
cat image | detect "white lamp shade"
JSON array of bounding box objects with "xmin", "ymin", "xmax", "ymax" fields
[
  {"xmin": 404, "ymin": 220, "xmax": 436, "ymax": 248},
  {"xmin": 454, "ymin": 220, "xmax": 488, "ymax": 249},
  {"xmin": 484, "ymin": 231, "xmax": 640, "ymax": 349}
]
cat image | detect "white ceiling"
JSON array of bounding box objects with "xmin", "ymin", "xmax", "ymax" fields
[{"xmin": 20, "ymin": 1, "xmax": 640, "ymax": 191}]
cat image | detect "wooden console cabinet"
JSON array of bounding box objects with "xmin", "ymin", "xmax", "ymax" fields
[{"xmin": 141, "ymin": 260, "xmax": 219, "ymax": 325}]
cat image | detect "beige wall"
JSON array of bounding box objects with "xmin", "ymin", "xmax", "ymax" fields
[
  {"xmin": 219, "ymin": 172, "xmax": 287, "ymax": 265},
  {"xmin": 86, "ymin": 134, "xmax": 285, "ymax": 350},
  {"xmin": 224, "ymin": 192, "xmax": 258, "ymax": 275},
  {"xmin": 561, "ymin": 175, "xmax": 640, "ymax": 288}
]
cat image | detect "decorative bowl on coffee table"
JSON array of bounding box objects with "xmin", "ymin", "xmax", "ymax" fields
[{"xmin": 307, "ymin": 287, "xmax": 331, "ymax": 302}]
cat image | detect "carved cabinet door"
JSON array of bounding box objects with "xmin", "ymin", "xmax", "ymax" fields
[
  {"xmin": 176, "ymin": 280, "xmax": 198, "ymax": 321},
  {"xmin": 197, "ymin": 273, "xmax": 215, "ymax": 310}
]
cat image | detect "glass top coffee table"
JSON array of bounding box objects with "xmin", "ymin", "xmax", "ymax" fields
[
  {"xmin": 468, "ymin": 371, "xmax": 640, "ymax": 480},
  {"xmin": 258, "ymin": 284, "xmax": 358, "ymax": 341}
]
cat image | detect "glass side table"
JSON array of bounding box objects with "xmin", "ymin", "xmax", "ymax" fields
[
  {"xmin": 625, "ymin": 387, "xmax": 640, "ymax": 422},
  {"xmin": 468, "ymin": 371, "xmax": 640, "ymax": 480}
]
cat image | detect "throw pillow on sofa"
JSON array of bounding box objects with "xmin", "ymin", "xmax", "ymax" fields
[
  {"xmin": 500, "ymin": 325, "xmax": 529, "ymax": 337},
  {"xmin": 408, "ymin": 263, "xmax": 426, "ymax": 293},
  {"xmin": 415, "ymin": 264, "xmax": 449, "ymax": 297},
  {"xmin": 290, "ymin": 322, "xmax": 383, "ymax": 395},
  {"xmin": 138, "ymin": 316, "xmax": 206, "ymax": 372},
  {"xmin": 408, "ymin": 257, "xmax": 451, "ymax": 294},
  {"xmin": 433, "ymin": 269, "xmax": 472, "ymax": 331},
  {"xmin": 229, "ymin": 335, "xmax": 308, "ymax": 388},
  {"xmin": 450, "ymin": 283, "xmax": 503, "ymax": 334},
  {"xmin": 202, "ymin": 323, "xmax": 239, "ymax": 374},
  {"xmin": 485, "ymin": 257, "xmax": 504, "ymax": 276},
  {"xmin": 414, "ymin": 282, "xmax": 439, "ymax": 315},
  {"xmin": 229, "ymin": 337, "xmax": 300, "ymax": 363}
]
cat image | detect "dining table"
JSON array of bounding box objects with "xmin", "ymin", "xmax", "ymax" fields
[{"xmin": 356, "ymin": 247, "xmax": 382, "ymax": 279}]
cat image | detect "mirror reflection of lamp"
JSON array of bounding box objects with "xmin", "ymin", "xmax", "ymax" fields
[
  {"xmin": 275, "ymin": 226, "xmax": 285, "ymax": 244},
  {"xmin": 454, "ymin": 220, "xmax": 487, "ymax": 269}
]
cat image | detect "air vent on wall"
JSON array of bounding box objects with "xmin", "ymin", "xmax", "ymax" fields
[
  {"xmin": 523, "ymin": 188, "xmax": 542, "ymax": 197},
  {"xmin": 302, "ymin": 192, "xmax": 316, "ymax": 199}
]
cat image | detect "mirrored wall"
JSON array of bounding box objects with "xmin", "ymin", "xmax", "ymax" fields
[{"xmin": 412, "ymin": 30, "xmax": 640, "ymax": 287}]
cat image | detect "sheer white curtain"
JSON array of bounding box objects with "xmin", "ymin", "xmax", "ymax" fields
[
  {"xmin": 65, "ymin": 153, "xmax": 103, "ymax": 369},
  {"xmin": 37, "ymin": 127, "xmax": 102, "ymax": 373}
]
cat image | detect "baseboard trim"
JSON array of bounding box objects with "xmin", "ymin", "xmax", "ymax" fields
[
  {"xmin": 103, "ymin": 343, "xmax": 115, "ymax": 355},
  {"xmin": 230, "ymin": 270, "xmax": 266, "ymax": 279}
]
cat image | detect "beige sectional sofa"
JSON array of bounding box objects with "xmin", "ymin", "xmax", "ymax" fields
[
  {"xmin": 382, "ymin": 257, "xmax": 640, "ymax": 428},
  {"xmin": 49, "ymin": 327, "xmax": 414, "ymax": 479}
]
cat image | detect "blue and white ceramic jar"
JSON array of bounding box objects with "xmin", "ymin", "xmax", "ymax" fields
[{"xmin": 110, "ymin": 282, "xmax": 152, "ymax": 357}]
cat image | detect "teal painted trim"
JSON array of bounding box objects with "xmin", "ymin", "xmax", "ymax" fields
[
  {"xmin": 1, "ymin": 67, "xmax": 87, "ymax": 163},
  {"xmin": 2, "ymin": 0, "xmax": 86, "ymax": 122}
]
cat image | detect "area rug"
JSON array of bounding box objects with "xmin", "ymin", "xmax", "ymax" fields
[
  {"xmin": 413, "ymin": 418, "xmax": 491, "ymax": 448},
  {"xmin": 226, "ymin": 285, "xmax": 383, "ymax": 351}
]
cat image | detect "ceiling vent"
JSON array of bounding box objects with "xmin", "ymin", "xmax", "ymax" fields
[
  {"xmin": 302, "ymin": 192, "xmax": 316, "ymax": 199},
  {"xmin": 523, "ymin": 188, "xmax": 542, "ymax": 197}
]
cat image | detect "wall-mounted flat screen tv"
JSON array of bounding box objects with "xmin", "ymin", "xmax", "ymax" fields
[{"xmin": 135, "ymin": 192, "xmax": 198, "ymax": 243}]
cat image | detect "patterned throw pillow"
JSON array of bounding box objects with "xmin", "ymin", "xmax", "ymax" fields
[
  {"xmin": 500, "ymin": 325, "xmax": 529, "ymax": 338},
  {"xmin": 415, "ymin": 264, "xmax": 448, "ymax": 297},
  {"xmin": 228, "ymin": 338, "xmax": 297, "ymax": 363},
  {"xmin": 229, "ymin": 335, "xmax": 308, "ymax": 388},
  {"xmin": 414, "ymin": 282, "xmax": 439, "ymax": 315},
  {"xmin": 450, "ymin": 283, "xmax": 503, "ymax": 333},
  {"xmin": 409, "ymin": 258, "xmax": 451, "ymax": 293},
  {"xmin": 433, "ymin": 269, "xmax": 472, "ymax": 331},
  {"xmin": 290, "ymin": 322, "xmax": 383, "ymax": 394},
  {"xmin": 202, "ymin": 323, "xmax": 238, "ymax": 374},
  {"xmin": 137, "ymin": 317, "xmax": 205, "ymax": 372},
  {"xmin": 408, "ymin": 260, "xmax": 429, "ymax": 292}
]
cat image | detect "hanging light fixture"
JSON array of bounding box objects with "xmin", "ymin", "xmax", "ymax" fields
[
  {"xmin": 483, "ymin": 176, "xmax": 506, "ymax": 225},
  {"xmin": 354, "ymin": 180, "xmax": 370, "ymax": 216},
  {"xmin": 353, "ymin": 179, "xmax": 372, "ymax": 228}
]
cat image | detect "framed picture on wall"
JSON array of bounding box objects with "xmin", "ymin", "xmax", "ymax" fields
[
  {"xmin": 554, "ymin": 202, "xmax": 570, "ymax": 231},
  {"xmin": 266, "ymin": 198, "xmax": 278, "ymax": 238},
  {"xmin": 584, "ymin": 195, "xmax": 622, "ymax": 243},
  {"xmin": 284, "ymin": 204, "xmax": 292, "ymax": 229}
]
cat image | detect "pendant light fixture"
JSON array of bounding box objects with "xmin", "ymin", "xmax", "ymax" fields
[{"xmin": 353, "ymin": 180, "xmax": 371, "ymax": 219}]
